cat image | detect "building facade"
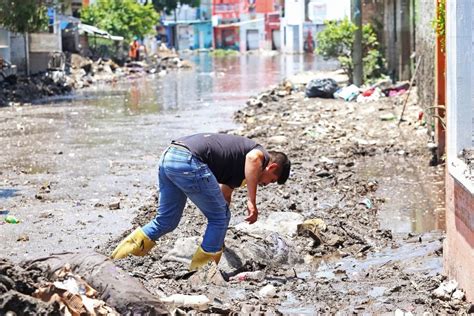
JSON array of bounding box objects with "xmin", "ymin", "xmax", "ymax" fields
[
  {"xmin": 162, "ymin": 1, "xmax": 213, "ymax": 50},
  {"xmin": 444, "ymin": 0, "xmax": 474, "ymax": 303},
  {"xmin": 280, "ymin": 0, "xmax": 349, "ymax": 54}
]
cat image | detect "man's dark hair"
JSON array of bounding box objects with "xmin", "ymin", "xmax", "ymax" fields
[{"xmin": 268, "ymin": 151, "xmax": 291, "ymax": 184}]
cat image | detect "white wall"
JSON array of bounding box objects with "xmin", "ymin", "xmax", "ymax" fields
[
  {"xmin": 239, "ymin": 14, "xmax": 265, "ymax": 51},
  {"xmin": 10, "ymin": 33, "xmax": 26, "ymax": 74},
  {"xmin": 446, "ymin": 0, "xmax": 474, "ymax": 193},
  {"xmin": 307, "ymin": 0, "xmax": 350, "ymax": 24},
  {"xmin": 0, "ymin": 28, "xmax": 10, "ymax": 63},
  {"xmin": 280, "ymin": 0, "xmax": 305, "ymax": 53},
  {"xmin": 280, "ymin": 0, "xmax": 349, "ymax": 53}
]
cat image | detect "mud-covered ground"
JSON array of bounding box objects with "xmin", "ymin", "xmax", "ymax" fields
[
  {"xmin": 96, "ymin": 81, "xmax": 472, "ymax": 314},
  {"xmin": 1, "ymin": 58, "xmax": 472, "ymax": 313}
]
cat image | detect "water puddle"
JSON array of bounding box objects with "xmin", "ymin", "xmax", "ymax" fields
[
  {"xmin": 0, "ymin": 189, "xmax": 19, "ymax": 199},
  {"xmin": 278, "ymin": 292, "xmax": 317, "ymax": 315},
  {"xmin": 356, "ymin": 155, "xmax": 445, "ymax": 233}
]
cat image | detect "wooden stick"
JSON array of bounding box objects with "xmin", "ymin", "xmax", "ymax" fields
[{"xmin": 398, "ymin": 56, "xmax": 423, "ymax": 126}]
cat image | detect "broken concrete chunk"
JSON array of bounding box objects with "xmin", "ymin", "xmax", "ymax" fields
[
  {"xmin": 108, "ymin": 201, "xmax": 120, "ymax": 210},
  {"xmin": 267, "ymin": 135, "xmax": 288, "ymax": 145},
  {"xmin": 432, "ymin": 280, "xmax": 459, "ymax": 300},
  {"xmin": 452, "ymin": 289, "xmax": 465, "ymax": 301},
  {"xmin": 189, "ymin": 262, "xmax": 226, "ymax": 287},
  {"xmin": 259, "ymin": 284, "xmax": 277, "ymax": 298}
]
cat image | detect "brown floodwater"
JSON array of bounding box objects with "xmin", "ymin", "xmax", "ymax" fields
[
  {"xmin": 0, "ymin": 53, "xmax": 337, "ymax": 261},
  {"xmin": 356, "ymin": 155, "xmax": 446, "ymax": 233}
]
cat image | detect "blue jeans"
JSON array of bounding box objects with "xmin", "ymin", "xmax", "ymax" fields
[{"xmin": 142, "ymin": 146, "xmax": 231, "ymax": 253}]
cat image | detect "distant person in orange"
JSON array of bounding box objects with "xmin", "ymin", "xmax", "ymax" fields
[
  {"xmin": 129, "ymin": 37, "xmax": 140, "ymax": 61},
  {"xmin": 304, "ymin": 30, "xmax": 315, "ymax": 53}
]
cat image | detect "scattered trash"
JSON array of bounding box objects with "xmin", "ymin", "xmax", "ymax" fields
[
  {"xmin": 33, "ymin": 265, "xmax": 118, "ymax": 315},
  {"xmin": 418, "ymin": 111, "xmax": 424, "ymax": 121},
  {"xmin": 24, "ymin": 251, "xmax": 168, "ymax": 314},
  {"xmin": 388, "ymin": 89, "xmax": 407, "ymax": 97},
  {"xmin": 160, "ymin": 294, "xmax": 210, "ymax": 310},
  {"xmin": 383, "ymin": 82, "xmax": 410, "ymax": 97},
  {"xmin": 17, "ymin": 234, "xmax": 29, "ymax": 242},
  {"xmin": 259, "ymin": 284, "xmax": 277, "ymax": 298},
  {"xmin": 394, "ymin": 309, "xmax": 413, "ymax": 316},
  {"xmin": 452, "ymin": 289, "xmax": 465, "ymax": 301},
  {"xmin": 305, "ymin": 78, "xmax": 339, "ymax": 98},
  {"xmin": 0, "ymin": 210, "xmax": 9, "ymax": 215},
  {"xmin": 297, "ymin": 218, "xmax": 327, "ymax": 245},
  {"xmin": 356, "ymin": 87, "xmax": 384, "ymax": 103},
  {"xmin": 359, "ymin": 198, "xmax": 373, "ymax": 209},
  {"xmin": 432, "ymin": 280, "xmax": 459, "ymax": 301},
  {"xmin": 108, "ymin": 201, "xmax": 121, "ymax": 210},
  {"xmin": 334, "ymin": 84, "xmax": 360, "ymax": 101},
  {"xmin": 5, "ymin": 215, "xmax": 20, "ymax": 224},
  {"xmin": 379, "ymin": 113, "xmax": 396, "ymax": 121},
  {"xmin": 229, "ymin": 270, "xmax": 265, "ymax": 282},
  {"xmin": 189, "ymin": 262, "xmax": 226, "ymax": 287}
]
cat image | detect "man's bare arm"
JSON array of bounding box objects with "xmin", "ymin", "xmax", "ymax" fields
[{"xmin": 244, "ymin": 149, "xmax": 264, "ymax": 223}]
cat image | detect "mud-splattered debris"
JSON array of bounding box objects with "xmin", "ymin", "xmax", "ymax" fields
[
  {"xmin": 17, "ymin": 234, "xmax": 29, "ymax": 242},
  {"xmin": 108, "ymin": 201, "xmax": 120, "ymax": 210},
  {"xmin": 259, "ymin": 284, "xmax": 277, "ymax": 298},
  {"xmin": 160, "ymin": 294, "xmax": 210, "ymax": 310},
  {"xmin": 433, "ymin": 280, "xmax": 459, "ymax": 301},
  {"xmin": 189, "ymin": 262, "xmax": 226, "ymax": 288}
]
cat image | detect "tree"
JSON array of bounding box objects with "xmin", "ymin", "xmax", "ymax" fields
[
  {"xmin": 316, "ymin": 18, "xmax": 385, "ymax": 83},
  {"xmin": 148, "ymin": 0, "xmax": 200, "ymax": 15},
  {"xmin": 81, "ymin": 0, "xmax": 159, "ymax": 41},
  {"xmin": 0, "ymin": 0, "xmax": 58, "ymax": 33}
]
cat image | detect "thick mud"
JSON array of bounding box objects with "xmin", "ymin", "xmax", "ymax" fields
[
  {"xmin": 98, "ymin": 81, "xmax": 470, "ymax": 313},
  {"xmin": 1, "ymin": 55, "xmax": 472, "ymax": 314}
]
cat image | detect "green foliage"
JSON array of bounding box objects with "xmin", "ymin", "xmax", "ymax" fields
[
  {"xmin": 81, "ymin": 0, "xmax": 159, "ymax": 41},
  {"xmin": 0, "ymin": 0, "xmax": 59, "ymax": 33},
  {"xmin": 316, "ymin": 18, "xmax": 386, "ymax": 82},
  {"xmin": 432, "ymin": 0, "xmax": 446, "ymax": 52},
  {"xmin": 150, "ymin": 0, "xmax": 200, "ymax": 15},
  {"xmin": 210, "ymin": 49, "xmax": 240, "ymax": 57}
]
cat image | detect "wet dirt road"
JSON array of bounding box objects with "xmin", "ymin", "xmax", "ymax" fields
[
  {"xmin": 1, "ymin": 53, "xmax": 464, "ymax": 314},
  {"xmin": 1, "ymin": 54, "xmax": 336, "ymax": 261}
]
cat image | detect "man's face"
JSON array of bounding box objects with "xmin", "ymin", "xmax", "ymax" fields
[{"xmin": 258, "ymin": 163, "xmax": 279, "ymax": 186}]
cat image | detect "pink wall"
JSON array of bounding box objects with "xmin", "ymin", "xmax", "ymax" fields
[{"xmin": 444, "ymin": 172, "xmax": 474, "ymax": 302}]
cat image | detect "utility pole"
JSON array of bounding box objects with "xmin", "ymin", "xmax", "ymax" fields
[{"xmin": 352, "ymin": 0, "xmax": 362, "ymax": 86}]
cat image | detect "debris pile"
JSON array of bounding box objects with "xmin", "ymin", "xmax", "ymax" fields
[
  {"xmin": 0, "ymin": 46, "xmax": 192, "ymax": 107},
  {"xmin": 0, "ymin": 252, "xmax": 169, "ymax": 315},
  {"xmin": 96, "ymin": 75, "xmax": 472, "ymax": 314},
  {"xmin": 0, "ymin": 258, "xmax": 116, "ymax": 315}
]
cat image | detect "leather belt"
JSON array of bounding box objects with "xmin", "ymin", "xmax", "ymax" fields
[{"xmin": 169, "ymin": 143, "xmax": 191, "ymax": 152}]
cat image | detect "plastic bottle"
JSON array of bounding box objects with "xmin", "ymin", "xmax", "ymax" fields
[
  {"xmin": 5, "ymin": 215, "xmax": 20, "ymax": 224},
  {"xmin": 229, "ymin": 270, "xmax": 265, "ymax": 282}
]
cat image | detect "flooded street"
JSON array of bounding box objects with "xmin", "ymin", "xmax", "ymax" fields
[
  {"xmin": 1, "ymin": 53, "xmax": 465, "ymax": 314},
  {"xmin": 1, "ymin": 54, "xmax": 337, "ymax": 261}
]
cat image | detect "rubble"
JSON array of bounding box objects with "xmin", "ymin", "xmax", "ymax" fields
[
  {"xmin": 1, "ymin": 65, "xmax": 472, "ymax": 314},
  {"xmin": 0, "ymin": 47, "xmax": 192, "ymax": 107},
  {"xmin": 93, "ymin": 75, "xmax": 472, "ymax": 314}
]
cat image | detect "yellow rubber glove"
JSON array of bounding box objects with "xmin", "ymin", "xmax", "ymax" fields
[
  {"xmin": 110, "ymin": 228, "xmax": 156, "ymax": 259},
  {"xmin": 189, "ymin": 246, "xmax": 223, "ymax": 271}
]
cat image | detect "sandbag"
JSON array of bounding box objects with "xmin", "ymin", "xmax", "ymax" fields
[
  {"xmin": 23, "ymin": 251, "xmax": 168, "ymax": 316},
  {"xmin": 305, "ymin": 78, "xmax": 338, "ymax": 98}
]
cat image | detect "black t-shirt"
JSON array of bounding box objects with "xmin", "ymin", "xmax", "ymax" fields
[{"xmin": 174, "ymin": 133, "xmax": 269, "ymax": 188}]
